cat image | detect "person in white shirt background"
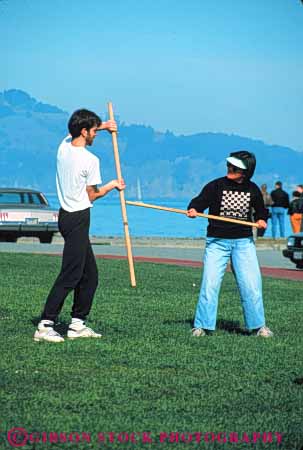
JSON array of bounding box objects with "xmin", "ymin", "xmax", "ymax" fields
[{"xmin": 34, "ymin": 109, "xmax": 125, "ymax": 343}]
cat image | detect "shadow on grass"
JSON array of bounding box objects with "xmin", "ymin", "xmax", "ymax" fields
[
  {"xmin": 217, "ymin": 319, "xmax": 250, "ymax": 335},
  {"xmin": 31, "ymin": 316, "xmax": 41, "ymax": 327},
  {"xmin": 31, "ymin": 317, "xmax": 70, "ymax": 335},
  {"xmin": 162, "ymin": 319, "xmax": 250, "ymax": 336},
  {"xmin": 31, "ymin": 316, "xmax": 249, "ymax": 337}
]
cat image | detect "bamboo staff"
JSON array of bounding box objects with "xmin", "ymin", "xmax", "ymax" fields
[
  {"xmin": 126, "ymin": 201, "xmax": 259, "ymax": 228},
  {"xmin": 108, "ymin": 102, "xmax": 136, "ymax": 287}
]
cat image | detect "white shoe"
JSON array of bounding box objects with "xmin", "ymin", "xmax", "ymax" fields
[
  {"xmin": 67, "ymin": 325, "xmax": 102, "ymax": 340},
  {"xmin": 256, "ymin": 326, "xmax": 274, "ymax": 338},
  {"xmin": 34, "ymin": 325, "xmax": 64, "ymax": 343},
  {"xmin": 191, "ymin": 327, "xmax": 206, "ymax": 337}
]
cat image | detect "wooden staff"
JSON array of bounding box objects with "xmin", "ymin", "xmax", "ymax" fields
[
  {"xmin": 108, "ymin": 102, "xmax": 136, "ymax": 287},
  {"xmin": 126, "ymin": 201, "xmax": 259, "ymax": 228}
]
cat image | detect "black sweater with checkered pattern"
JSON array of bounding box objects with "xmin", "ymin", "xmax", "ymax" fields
[{"xmin": 187, "ymin": 177, "xmax": 267, "ymax": 238}]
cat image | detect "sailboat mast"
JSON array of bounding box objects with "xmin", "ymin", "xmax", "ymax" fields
[{"xmin": 136, "ymin": 177, "xmax": 142, "ymax": 201}]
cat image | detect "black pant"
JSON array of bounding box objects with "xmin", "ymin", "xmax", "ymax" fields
[{"xmin": 41, "ymin": 208, "xmax": 98, "ymax": 322}]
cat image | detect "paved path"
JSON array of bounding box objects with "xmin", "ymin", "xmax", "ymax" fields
[
  {"xmin": 0, "ymin": 238, "xmax": 302, "ymax": 281},
  {"xmin": 95, "ymin": 254, "xmax": 303, "ymax": 281}
]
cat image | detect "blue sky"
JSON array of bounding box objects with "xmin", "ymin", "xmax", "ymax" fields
[{"xmin": 1, "ymin": 0, "xmax": 302, "ymax": 150}]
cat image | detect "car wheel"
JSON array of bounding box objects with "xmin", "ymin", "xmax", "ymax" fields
[
  {"xmin": 295, "ymin": 262, "xmax": 303, "ymax": 270},
  {"xmin": 39, "ymin": 233, "xmax": 53, "ymax": 244}
]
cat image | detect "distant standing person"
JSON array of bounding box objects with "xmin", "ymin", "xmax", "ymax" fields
[
  {"xmin": 256, "ymin": 183, "xmax": 273, "ymax": 238},
  {"xmin": 270, "ymin": 181, "xmax": 289, "ymax": 239},
  {"xmin": 297, "ymin": 185, "xmax": 303, "ymax": 232},
  {"xmin": 288, "ymin": 191, "xmax": 303, "ymax": 234},
  {"xmin": 296, "ymin": 184, "xmax": 303, "ymax": 196},
  {"xmin": 34, "ymin": 109, "xmax": 125, "ymax": 343}
]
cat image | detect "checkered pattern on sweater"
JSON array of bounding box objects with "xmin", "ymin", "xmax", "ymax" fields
[{"xmin": 220, "ymin": 190, "xmax": 251, "ymax": 220}]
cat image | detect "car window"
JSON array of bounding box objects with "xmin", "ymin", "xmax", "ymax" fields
[
  {"xmin": 36, "ymin": 194, "xmax": 47, "ymax": 205},
  {"xmin": 0, "ymin": 192, "xmax": 22, "ymax": 204},
  {"xmin": 38, "ymin": 193, "xmax": 49, "ymax": 206},
  {"xmin": 28, "ymin": 193, "xmax": 44, "ymax": 205},
  {"xmin": 0, "ymin": 192, "xmax": 48, "ymax": 205}
]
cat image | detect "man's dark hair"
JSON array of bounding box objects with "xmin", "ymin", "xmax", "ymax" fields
[
  {"xmin": 275, "ymin": 181, "xmax": 282, "ymax": 188},
  {"xmin": 229, "ymin": 150, "xmax": 256, "ymax": 180},
  {"xmin": 293, "ymin": 190, "xmax": 301, "ymax": 198},
  {"xmin": 68, "ymin": 109, "xmax": 102, "ymax": 138}
]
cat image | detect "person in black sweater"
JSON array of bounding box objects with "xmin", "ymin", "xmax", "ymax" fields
[
  {"xmin": 270, "ymin": 181, "xmax": 290, "ymax": 238},
  {"xmin": 187, "ymin": 150, "xmax": 273, "ymax": 338}
]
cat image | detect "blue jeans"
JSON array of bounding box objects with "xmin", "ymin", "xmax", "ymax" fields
[
  {"xmin": 194, "ymin": 237, "xmax": 265, "ymax": 331},
  {"xmin": 271, "ymin": 207, "xmax": 286, "ymax": 238}
]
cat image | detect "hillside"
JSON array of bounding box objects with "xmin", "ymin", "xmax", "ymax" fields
[{"xmin": 0, "ymin": 89, "xmax": 302, "ymax": 199}]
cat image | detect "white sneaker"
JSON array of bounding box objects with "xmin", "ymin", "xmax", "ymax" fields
[
  {"xmin": 34, "ymin": 325, "xmax": 64, "ymax": 343},
  {"xmin": 191, "ymin": 327, "xmax": 206, "ymax": 337},
  {"xmin": 256, "ymin": 326, "xmax": 274, "ymax": 338},
  {"xmin": 67, "ymin": 325, "xmax": 102, "ymax": 340}
]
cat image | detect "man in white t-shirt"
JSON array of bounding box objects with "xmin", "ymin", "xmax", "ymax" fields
[{"xmin": 34, "ymin": 109, "xmax": 125, "ymax": 343}]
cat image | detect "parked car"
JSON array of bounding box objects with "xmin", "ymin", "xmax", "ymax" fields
[
  {"xmin": 0, "ymin": 188, "xmax": 59, "ymax": 243},
  {"xmin": 282, "ymin": 232, "xmax": 303, "ymax": 269}
]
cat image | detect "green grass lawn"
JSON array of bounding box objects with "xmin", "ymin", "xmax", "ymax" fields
[{"xmin": 0, "ymin": 253, "xmax": 302, "ymax": 450}]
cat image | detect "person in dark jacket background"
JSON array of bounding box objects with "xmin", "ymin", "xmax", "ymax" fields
[
  {"xmin": 296, "ymin": 184, "xmax": 303, "ymax": 196},
  {"xmin": 270, "ymin": 181, "xmax": 289, "ymax": 239},
  {"xmin": 288, "ymin": 191, "xmax": 303, "ymax": 233},
  {"xmin": 296, "ymin": 185, "xmax": 303, "ymax": 232}
]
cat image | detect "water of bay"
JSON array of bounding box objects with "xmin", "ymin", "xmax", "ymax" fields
[{"xmin": 46, "ymin": 194, "xmax": 292, "ymax": 238}]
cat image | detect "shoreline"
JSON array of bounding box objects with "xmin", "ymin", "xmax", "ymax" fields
[
  {"xmin": 88, "ymin": 235, "xmax": 288, "ymax": 250},
  {"xmin": 17, "ymin": 234, "xmax": 288, "ymax": 250}
]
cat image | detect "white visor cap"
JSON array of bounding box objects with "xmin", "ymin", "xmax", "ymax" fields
[{"xmin": 226, "ymin": 156, "xmax": 247, "ymax": 170}]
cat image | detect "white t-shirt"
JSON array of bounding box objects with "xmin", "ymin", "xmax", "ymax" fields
[{"xmin": 56, "ymin": 136, "xmax": 102, "ymax": 212}]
